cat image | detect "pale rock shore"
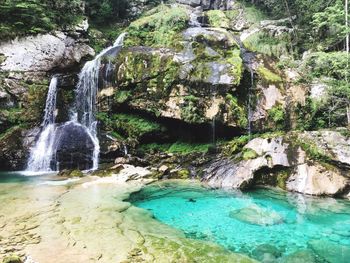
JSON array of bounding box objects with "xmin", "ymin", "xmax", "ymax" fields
[{"xmin": 0, "ymin": 166, "xmax": 256, "ymax": 263}]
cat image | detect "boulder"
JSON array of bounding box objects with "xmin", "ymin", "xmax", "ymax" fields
[
  {"xmin": 112, "ymin": 27, "xmax": 244, "ymax": 127},
  {"xmin": 229, "ymin": 205, "xmax": 284, "ymax": 226},
  {"xmin": 286, "ymin": 162, "xmax": 349, "ymax": 196},
  {"xmin": 54, "ymin": 122, "xmax": 95, "ymax": 170},
  {"xmin": 280, "ymin": 250, "xmax": 316, "ymax": 263},
  {"xmin": 308, "ymin": 240, "xmax": 350, "ymax": 263},
  {"xmin": 298, "ymin": 130, "xmax": 350, "ymax": 168},
  {"xmin": 0, "ymin": 32, "xmax": 94, "ymax": 72},
  {"xmin": 0, "ymin": 127, "xmax": 37, "ymax": 171}
]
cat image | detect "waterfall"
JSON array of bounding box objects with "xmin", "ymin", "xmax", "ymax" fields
[
  {"xmin": 72, "ymin": 32, "xmax": 127, "ymax": 170},
  {"xmin": 26, "ymin": 33, "xmax": 127, "ymax": 173},
  {"xmin": 26, "ymin": 77, "xmax": 58, "ymax": 172},
  {"xmin": 211, "ymin": 86, "xmax": 218, "ymax": 146},
  {"xmin": 247, "ymin": 69, "xmax": 254, "ymax": 137}
]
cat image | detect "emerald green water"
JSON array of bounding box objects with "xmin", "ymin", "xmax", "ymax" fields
[{"xmin": 130, "ymin": 181, "xmax": 350, "ymax": 262}]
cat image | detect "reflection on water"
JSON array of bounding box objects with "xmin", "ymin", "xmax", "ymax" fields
[{"xmin": 130, "ymin": 182, "xmax": 350, "ymax": 262}]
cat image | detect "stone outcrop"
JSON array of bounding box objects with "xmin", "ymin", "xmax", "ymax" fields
[
  {"xmin": 202, "ymin": 131, "xmax": 350, "ymax": 196},
  {"xmin": 54, "ymin": 122, "xmax": 95, "ymax": 171},
  {"xmin": 0, "ymin": 31, "xmax": 94, "ymax": 72}
]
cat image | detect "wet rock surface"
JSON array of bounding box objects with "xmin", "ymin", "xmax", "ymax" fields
[{"xmin": 54, "ymin": 122, "xmax": 95, "ymax": 171}]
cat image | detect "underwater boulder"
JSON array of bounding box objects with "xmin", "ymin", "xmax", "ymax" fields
[
  {"xmin": 280, "ymin": 249, "xmax": 316, "ymax": 263},
  {"xmin": 229, "ymin": 204, "xmax": 284, "ymax": 226},
  {"xmin": 308, "ymin": 240, "xmax": 350, "ymax": 263}
]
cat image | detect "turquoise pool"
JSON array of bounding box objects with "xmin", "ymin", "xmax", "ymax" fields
[{"xmin": 129, "ymin": 181, "xmax": 350, "ymax": 262}]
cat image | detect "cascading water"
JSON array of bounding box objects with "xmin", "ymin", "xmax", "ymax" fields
[
  {"xmin": 26, "ymin": 33, "xmax": 127, "ymax": 173},
  {"xmin": 26, "ymin": 77, "xmax": 58, "ymax": 172},
  {"xmin": 247, "ymin": 69, "xmax": 254, "ymax": 137},
  {"xmin": 72, "ymin": 32, "xmax": 127, "ymax": 170}
]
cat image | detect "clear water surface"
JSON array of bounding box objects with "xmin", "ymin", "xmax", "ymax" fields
[{"xmin": 129, "ymin": 181, "xmax": 350, "ymax": 262}]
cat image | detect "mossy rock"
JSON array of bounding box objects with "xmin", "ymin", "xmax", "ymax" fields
[
  {"xmin": 257, "ymin": 66, "xmax": 282, "ymax": 84},
  {"xmin": 242, "ymin": 148, "xmax": 258, "ymax": 160},
  {"xmin": 124, "ymin": 5, "xmax": 189, "ymax": 50},
  {"xmin": 205, "ymin": 10, "xmax": 230, "ymax": 28},
  {"xmin": 2, "ymin": 255, "xmax": 23, "ymax": 263}
]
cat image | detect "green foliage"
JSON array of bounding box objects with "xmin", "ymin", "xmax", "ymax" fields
[
  {"xmin": 267, "ymin": 104, "xmax": 286, "ymax": 130},
  {"xmin": 296, "ymin": 139, "xmax": 332, "ymax": 164},
  {"xmin": 0, "ymin": 0, "xmax": 84, "ymax": 40},
  {"xmin": 139, "ymin": 141, "xmax": 210, "ymax": 155},
  {"xmin": 124, "ymin": 5, "xmax": 189, "ymax": 49},
  {"xmin": 223, "ymin": 135, "xmax": 251, "ymax": 156},
  {"xmin": 311, "ymin": 0, "xmax": 349, "ymax": 50},
  {"xmin": 303, "ymin": 52, "xmax": 350, "ymax": 80},
  {"xmin": 97, "ymin": 112, "xmax": 166, "ymax": 140},
  {"xmin": 115, "ymin": 90, "xmax": 132, "ymax": 104},
  {"xmin": 243, "ymin": 31, "xmax": 292, "ymax": 58},
  {"xmin": 242, "ymin": 0, "xmax": 348, "ymax": 51}
]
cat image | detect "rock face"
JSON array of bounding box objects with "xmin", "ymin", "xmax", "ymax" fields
[
  {"xmin": 111, "ymin": 8, "xmax": 246, "ymax": 128},
  {"xmin": 202, "ymin": 131, "xmax": 350, "ymax": 196},
  {"xmin": 0, "ymin": 32, "xmax": 94, "ymax": 72},
  {"xmin": 203, "ymin": 137, "xmax": 290, "ymax": 188},
  {"xmin": 54, "ymin": 122, "xmax": 95, "ymax": 171},
  {"xmin": 176, "ymin": 0, "xmax": 234, "ymax": 10},
  {"xmin": 286, "ymin": 162, "xmax": 348, "ymax": 196}
]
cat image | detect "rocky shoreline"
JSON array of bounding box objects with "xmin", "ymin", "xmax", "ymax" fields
[{"xmin": 0, "ymin": 168, "xmax": 258, "ymax": 263}]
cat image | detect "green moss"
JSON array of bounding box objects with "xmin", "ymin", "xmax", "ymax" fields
[
  {"xmin": 117, "ymin": 50, "xmax": 180, "ymax": 98},
  {"xmin": 172, "ymin": 169, "xmax": 191, "ymax": 179},
  {"xmin": 223, "ymin": 135, "xmax": 251, "ymax": 156},
  {"xmin": 297, "ymin": 140, "xmax": 332, "ymax": 164},
  {"xmin": 205, "ymin": 10, "xmax": 230, "ymax": 28},
  {"xmin": 242, "ymin": 148, "xmax": 258, "ymax": 160},
  {"xmin": 226, "ymin": 49, "xmax": 244, "ymax": 85},
  {"xmin": 276, "ymin": 169, "xmax": 290, "ymax": 190},
  {"xmin": 168, "ymin": 142, "xmax": 210, "ymax": 154},
  {"xmin": 2, "ymin": 254, "xmax": 23, "ymax": 263},
  {"xmin": 257, "ymin": 66, "xmax": 282, "ymax": 83},
  {"xmin": 69, "ymin": 170, "xmax": 84, "ymax": 178},
  {"xmin": 114, "ymin": 90, "xmax": 132, "ymax": 104},
  {"xmin": 139, "ymin": 141, "xmax": 210, "ymax": 155},
  {"xmin": 225, "ymin": 94, "xmax": 248, "ymax": 128},
  {"xmin": 124, "ymin": 5, "xmax": 189, "ymax": 49},
  {"xmin": 180, "ymin": 96, "xmax": 206, "ymax": 124}
]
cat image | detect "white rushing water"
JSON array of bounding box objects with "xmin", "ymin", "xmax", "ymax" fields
[
  {"xmin": 26, "ymin": 77, "xmax": 58, "ymax": 172},
  {"xmin": 26, "ymin": 33, "xmax": 128, "ymax": 173},
  {"xmin": 72, "ymin": 32, "xmax": 127, "ymax": 170}
]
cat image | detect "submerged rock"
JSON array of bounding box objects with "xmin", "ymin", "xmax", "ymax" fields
[
  {"xmin": 308, "ymin": 240, "xmax": 350, "ymax": 263},
  {"xmin": 251, "ymin": 244, "xmax": 283, "ymax": 262},
  {"xmin": 229, "ymin": 204, "xmax": 284, "ymax": 226},
  {"xmin": 280, "ymin": 250, "xmax": 316, "ymax": 263}
]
